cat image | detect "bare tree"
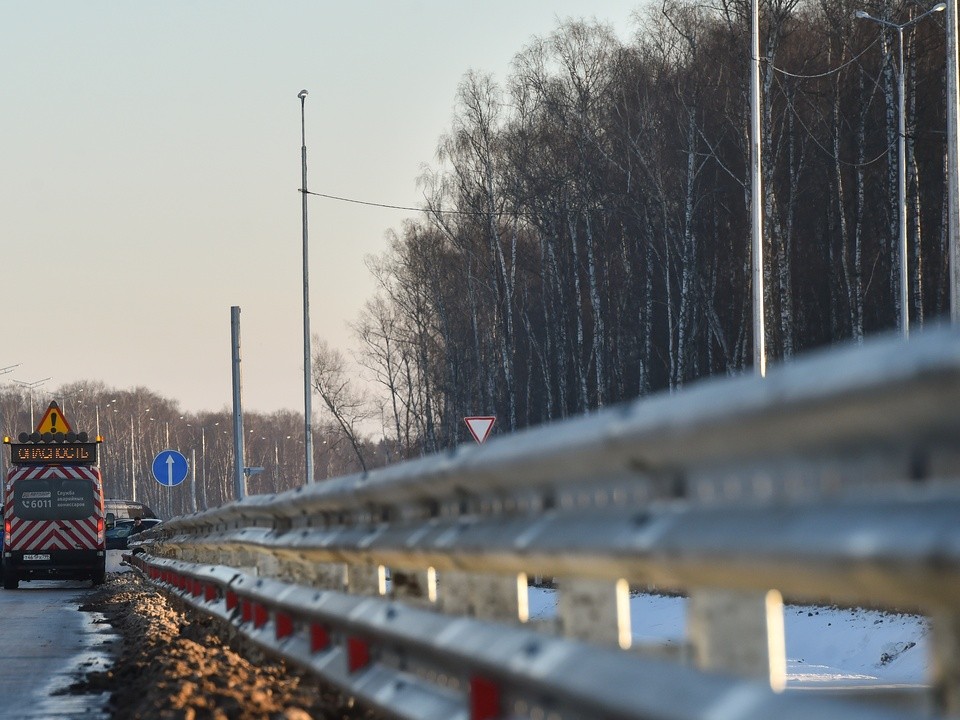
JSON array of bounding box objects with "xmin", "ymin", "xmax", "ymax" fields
[{"xmin": 311, "ymin": 337, "xmax": 375, "ymax": 473}]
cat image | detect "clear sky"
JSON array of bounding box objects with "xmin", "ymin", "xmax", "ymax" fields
[{"xmin": 2, "ymin": 2, "xmax": 644, "ymax": 420}]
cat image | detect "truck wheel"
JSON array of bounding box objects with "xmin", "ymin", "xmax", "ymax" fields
[
  {"xmin": 90, "ymin": 559, "xmax": 107, "ymax": 587},
  {"xmin": 3, "ymin": 571, "xmax": 18, "ymax": 590}
]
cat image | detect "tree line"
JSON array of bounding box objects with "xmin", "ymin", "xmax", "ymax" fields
[
  {"xmin": 0, "ymin": 382, "xmax": 390, "ymax": 518},
  {"xmin": 3, "ymin": 2, "xmax": 954, "ymax": 496},
  {"xmin": 348, "ymin": 0, "xmax": 954, "ymax": 458}
]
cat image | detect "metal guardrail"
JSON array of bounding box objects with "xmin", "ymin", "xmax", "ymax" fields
[
  {"xmin": 130, "ymin": 554, "xmax": 921, "ymax": 720},
  {"xmin": 136, "ymin": 327, "xmax": 960, "ymax": 718}
]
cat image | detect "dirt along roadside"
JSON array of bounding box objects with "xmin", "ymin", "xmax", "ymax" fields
[{"xmin": 70, "ymin": 572, "xmax": 379, "ymax": 720}]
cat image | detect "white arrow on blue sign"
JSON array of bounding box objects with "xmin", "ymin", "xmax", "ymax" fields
[{"xmin": 152, "ymin": 449, "xmax": 189, "ymax": 487}]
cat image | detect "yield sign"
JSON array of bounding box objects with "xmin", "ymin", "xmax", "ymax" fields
[
  {"xmin": 37, "ymin": 401, "xmax": 72, "ymax": 434},
  {"xmin": 464, "ymin": 416, "xmax": 496, "ymax": 444}
]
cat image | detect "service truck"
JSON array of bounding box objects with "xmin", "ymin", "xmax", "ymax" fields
[{"xmin": 2, "ymin": 402, "xmax": 106, "ymax": 589}]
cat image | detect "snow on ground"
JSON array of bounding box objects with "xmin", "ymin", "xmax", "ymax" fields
[
  {"xmin": 528, "ymin": 587, "xmax": 930, "ymax": 688},
  {"xmin": 783, "ymin": 604, "xmax": 928, "ymax": 688}
]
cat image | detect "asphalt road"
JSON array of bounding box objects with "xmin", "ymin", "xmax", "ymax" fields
[{"xmin": 0, "ymin": 550, "xmax": 128, "ymax": 719}]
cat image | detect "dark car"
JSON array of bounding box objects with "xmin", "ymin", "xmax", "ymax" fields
[
  {"xmin": 105, "ymin": 518, "xmax": 163, "ymax": 550},
  {"xmin": 104, "ymin": 498, "xmax": 158, "ymax": 529}
]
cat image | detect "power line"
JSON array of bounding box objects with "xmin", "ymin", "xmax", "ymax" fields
[
  {"xmin": 771, "ymin": 37, "xmax": 880, "ymax": 79},
  {"xmin": 301, "ymin": 189, "xmax": 488, "ymax": 216}
]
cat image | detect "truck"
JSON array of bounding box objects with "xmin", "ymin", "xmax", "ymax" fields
[{"xmin": 2, "ymin": 402, "xmax": 106, "ymax": 589}]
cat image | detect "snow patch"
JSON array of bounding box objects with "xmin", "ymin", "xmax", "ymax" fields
[{"xmin": 528, "ymin": 587, "xmax": 929, "ymax": 688}]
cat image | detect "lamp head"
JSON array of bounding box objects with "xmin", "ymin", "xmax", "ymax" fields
[
  {"xmin": 854, "ymin": 9, "xmax": 871, "ymax": 18},
  {"xmin": 933, "ymin": 3, "xmax": 946, "ymax": 11},
  {"xmin": 298, "ymin": 89, "xmax": 308, "ymax": 99}
]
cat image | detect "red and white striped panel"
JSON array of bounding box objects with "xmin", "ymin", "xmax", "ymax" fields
[
  {"xmin": 4, "ymin": 465, "xmax": 103, "ymax": 552},
  {"xmin": 9, "ymin": 516, "xmax": 101, "ymax": 551},
  {"xmin": 7, "ymin": 465, "xmax": 101, "ymax": 483}
]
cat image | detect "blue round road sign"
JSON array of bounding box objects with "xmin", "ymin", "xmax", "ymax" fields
[{"xmin": 152, "ymin": 449, "xmax": 189, "ymax": 487}]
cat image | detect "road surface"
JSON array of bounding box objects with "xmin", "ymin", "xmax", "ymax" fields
[{"xmin": 0, "ymin": 550, "xmax": 127, "ymax": 719}]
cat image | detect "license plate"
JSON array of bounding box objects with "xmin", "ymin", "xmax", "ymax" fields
[{"xmin": 23, "ymin": 554, "xmax": 50, "ymax": 561}]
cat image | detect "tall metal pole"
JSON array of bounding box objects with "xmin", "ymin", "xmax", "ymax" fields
[
  {"xmin": 15, "ymin": 377, "xmax": 50, "ymax": 427},
  {"xmin": 201, "ymin": 426, "xmax": 207, "ymax": 510},
  {"xmin": 190, "ymin": 448, "xmax": 197, "ymax": 513},
  {"xmin": 299, "ymin": 89, "xmax": 315, "ymax": 484},
  {"xmin": 751, "ymin": 0, "xmax": 766, "ymax": 377},
  {"xmin": 856, "ymin": 5, "xmax": 944, "ymax": 334},
  {"xmin": 130, "ymin": 416, "xmax": 137, "ymax": 502},
  {"xmin": 948, "ymin": 0, "xmax": 960, "ymax": 322},
  {"xmin": 897, "ymin": 28, "xmax": 909, "ymax": 338},
  {"xmin": 231, "ymin": 306, "xmax": 246, "ymax": 500}
]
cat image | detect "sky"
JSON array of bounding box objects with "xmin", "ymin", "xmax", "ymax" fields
[{"xmin": 1, "ymin": 2, "xmax": 645, "ymax": 422}]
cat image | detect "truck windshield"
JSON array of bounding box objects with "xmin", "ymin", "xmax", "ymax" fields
[{"xmin": 13, "ymin": 479, "xmax": 95, "ymax": 520}]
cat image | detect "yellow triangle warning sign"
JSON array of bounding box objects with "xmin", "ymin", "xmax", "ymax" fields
[{"xmin": 36, "ymin": 401, "xmax": 73, "ymax": 434}]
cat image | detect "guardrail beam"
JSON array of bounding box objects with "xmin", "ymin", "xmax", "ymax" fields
[
  {"xmin": 134, "ymin": 329, "xmax": 960, "ymax": 718},
  {"xmin": 131, "ymin": 554, "xmax": 933, "ymax": 720}
]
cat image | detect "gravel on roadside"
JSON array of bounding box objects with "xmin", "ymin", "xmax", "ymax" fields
[{"xmin": 71, "ymin": 572, "xmax": 379, "ymax": 720}]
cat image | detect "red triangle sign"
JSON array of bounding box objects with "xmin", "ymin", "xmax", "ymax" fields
[{"xmin": 464, "ymin": 416, "xmax": 496, "ymax": 444}]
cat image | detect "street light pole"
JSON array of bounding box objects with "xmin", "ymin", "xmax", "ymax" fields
[
  {"xmin": 14, "ymin": 377, "xmax": 51, "ymax": 427},
  {"xmin": 231, "ymin": 306, "xmax": 245, "ymax": 501},
  {"xmin": 750, "ymin": 0, "xmax": 766, "ymax": 376},
  {"xmin": 898, "ymin": 24, "xmax": 909, "ymax": 338},
  {"xmin": 130, "ymin": 416, "xmax": 136, "ymax": 502},
  {"xmin": 299, "ymin": 89, "xmax": 315, "ymax": 485},
  {"xmin": 856, "ymin": 4, "xmax": 945, "ymax": 338},
  {"xmin": 946, "ymin": 0, "xmax": 960, "ymax": 322}
]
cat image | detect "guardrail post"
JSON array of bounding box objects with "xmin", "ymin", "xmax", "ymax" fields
[
  {"xmin": 439, "ymin": 571, "xmax": 526, "ymax": 623},
  {"xmin": 932, "ymin": 610, "xmax": 960, "ymax": 714},
  {"xmin": 319, "ymin": 562, "xmax": 348, "ymax": 590},
  {"xmin": 171, "ymin": 544, "xmax": 193, "ymax": 562},
  {"xmin": 224, "ymin": 547, "xmax": 258, "ymax": 578},
  {"xmin": 688, "ymin": 589, "xmax": 786, "ymax": 690},
  {"xmin": 256, "ymin": 552, "xmax": 280, "ymax": 578},
  {"xmin": 269, "ymin": 557, "xmax": 339, "ymax": 589},
  {"xmin": 346, "ymin": 564, "xmax": 381, "ymax": 596},
  {"xmin": 557, "ymin": 578, "xmax": 626, "ymax": 648}
]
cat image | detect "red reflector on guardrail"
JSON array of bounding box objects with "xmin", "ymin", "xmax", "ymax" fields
[
  {"xmin": 347, "ymin": 637, "xmax": 370, "ymax": 672},
  {"xmin": 311, "ymin": 624, "xmax": 329, "ymax": 652},
  {"xmin": 204, "ymin": 584, "xmax": 217, "ymax": 602},
  {"xmin": 226, "ymin": 591, "xmax": 238, "ymax": 611},
  {"xmin": 242, "ymin": 599, "xmax": 253, "ymax": 624},
  {"xmin": 254, "ymin": 603, "xmax": 268, "ymax": 629},
  {"xmin": 470, "ymin": 675, "xmax": 501, "ymax": 720},
  {"xmin": 191, "ymin": 579, "xmax": 202, "ymax": 598},
  {"xmin": 276, "ymin": 612, "xmax": 293, "ymax": 639}
]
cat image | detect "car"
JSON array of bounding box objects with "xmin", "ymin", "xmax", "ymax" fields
[
  {"xmin": 105, "ymin": 518, "xmax": 163, "ymax": 550},
  {"xmin": 104, "ymin": 498, "xmax": 157, "ymax": 529}
]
